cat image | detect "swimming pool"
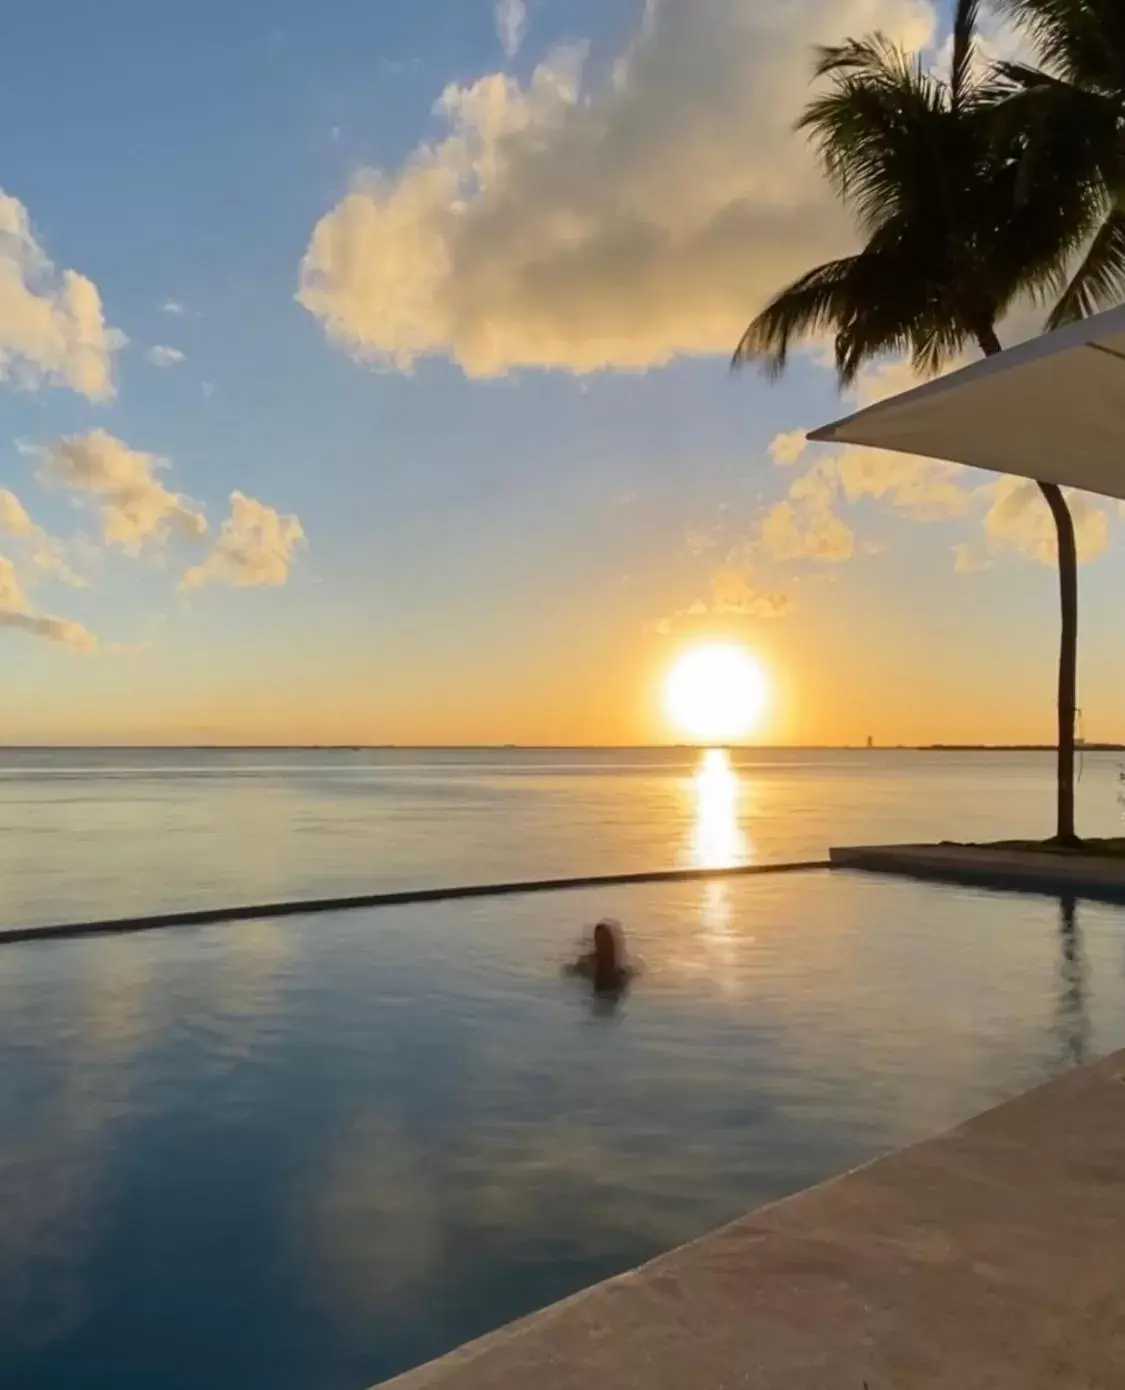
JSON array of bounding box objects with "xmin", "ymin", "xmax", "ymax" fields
[{"xmin": 2, "ymin": 871, "xmax": 1124, "ymax": 1389}]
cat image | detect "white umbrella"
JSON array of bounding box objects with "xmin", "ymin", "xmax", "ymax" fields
[
  {"xmin": 809, "ymin": 303, "xmax": 1125, "ymax": 500},
  {"xmin": 807, "ymin": 306, "xmax": 1125, "ymax": 845}
]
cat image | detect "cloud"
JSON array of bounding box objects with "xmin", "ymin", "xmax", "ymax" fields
[
  {"xmin": 758, "ymin": 498, "xmax": 855, "ymax": 562},
  {"xmin": 650, "ymin": 562, "xmax": 792, "ymax": 634},
  {"xmin": 822, "ymin": 357, "xmax": 974, "ymax": 520},
  {"xmin": 0, "ymin": 608, "xmax": 93, "ymax": 650},
  {"xmin": 685, "ymin": 526, "xmax": 718, "ymax": 556},
  {"xmin": 298, "ymin": 0, "xmax": 936, "ymax": 377},
  {"xmin": 146, "ymin": 345, "xmax": 186, "ymax": 367},
  {"xmin": 770, "ymin": 430, "xmax": 808, "ymax": 467},
  {"xmin": 35, "ymin": 429, "xmax": 207, "ymax": 555},
  {"xmin": 709, "ymin": 565, "xmax": 792, "ymax": 617},
  {"xmin": 767, "ymin": 439, "xmax": 1111, "ymax": 572},
  {"xmin": 769, "ymin": 342, "xmax": 1114, "ymax": 570},
  {"xmin": 830, "ymin": 445, "xmax": 969, "ymax": 521},
  {"xmin": 0, "ymin": 192, "xmax": 123, "ymax": 399},
  {"xmin": 160, "ymin": 300, "xmax": 187, "ymax": 316},
  {"xmin": 930, "ymin": 2, "xmax": 1034, "ymax": 80},
  {"xmin": 181, "ymin": 492, "xmax": 304, "ymax": 589},
  {"xmin": 106, "ymin": 640, "xmax": 152, "ymax": 655},
  {"xmin": 754, "ymin": 461, "xmax": 856, "ymax": 563},
  {"xmin": 982, "ymin": 477, "xmax": 1110, "ymax": 566},
  {"xmin": 0, "ymin": 489, "xmax": 32, "ymax": 538},
  {"xmin": 787, "ymin": 463, "xmax": 836, "ymax": 512},
  {"xmin": 1, "ymin": 609, "xmax": 94, "ymax": 650},
  {"xmin": 494, "ymin": 0, "xmax": 528, "ymax": 58},
  {"xmin": 758, "ymin": 350, "xmax": 981, "ymax": 568},
  {"xmin": 0, "ymin": 487, "xmax": 86, "ymax": 586},
  {"xmin": 0, "ymin": 555, "xmax": 94, "ymax": 651},
  {"xmin": 953, "ymin": 541, "xmax": 993, "ymax": 574}
]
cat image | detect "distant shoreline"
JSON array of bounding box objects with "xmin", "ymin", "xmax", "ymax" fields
[
  {"xmin": 919, "ymin": 743, "xmax": 1125, "ymax": 753},
  {"xmin": 0, "ymin": 744, "xmax": 1122, "ymax": 754}
]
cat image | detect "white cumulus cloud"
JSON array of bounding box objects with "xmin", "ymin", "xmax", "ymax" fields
[
  {"xmin": 146, "ymin": 344, "xmax": 186, "ymax": 367},
  {"xmin": 494, "ymin": 0, "xmax": 528, "ymax": 58},
  {"xmin": 35, "ymin": 429, "xmax": 207, "ymax": 555},
  {"xmin": 298, "ymin": 0, "xmax": 936, "ymax": 377},
  {"xmin": 181, "ymin": 492, "xmax": 304, "ymax": 590},
  {"xmin": 0, "ymin": 192, "xmax": 123, "ymax": 399}
]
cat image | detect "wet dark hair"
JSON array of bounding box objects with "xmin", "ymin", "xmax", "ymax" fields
[{"xmin": 593, "ymin": 920, "xmax": 618, "ymax": 968}]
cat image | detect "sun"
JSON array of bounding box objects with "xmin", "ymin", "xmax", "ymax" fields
[{"xmin": 664, "ymin": 643, "xmax": 768, "ymax": 744}]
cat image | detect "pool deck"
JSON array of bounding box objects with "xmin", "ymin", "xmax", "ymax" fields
[
  {"xmin": 377, "ymin": 1049, "xmax": 1125, "ymax": 1390},
  {"xmin": 831, "ymin": 841, "xmax": 1125, "ymax": 901}
]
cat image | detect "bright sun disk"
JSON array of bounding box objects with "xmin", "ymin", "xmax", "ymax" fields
[{"xmin": 664, "ymin": 643, "xmax": 768, "ymax": 743}]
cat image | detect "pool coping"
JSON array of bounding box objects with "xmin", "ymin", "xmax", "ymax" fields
[
  {"xmin": 830, "ymin": 841, "xmax": 1125, "ymax": 901},
  {"xmin": 0, "ymin": 859, "xmax": 829, "ymax": 947},
  {"xmin": 376, "ymin": 1048, "xmax": 1125, "ymax": 1389}
]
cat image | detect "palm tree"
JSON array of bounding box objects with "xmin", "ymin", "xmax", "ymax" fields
[
  {"xmin": 994, "ymin": 0, "xmax": 1125, "ymax": 327},
  {"xmin": 734, "ymin": 0, "xmax": 1095, "ymax": 842}
]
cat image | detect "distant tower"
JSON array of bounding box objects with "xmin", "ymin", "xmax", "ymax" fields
[{"xmin": 866, "ymin": 735, "xmax": 874, "ymax": 749}]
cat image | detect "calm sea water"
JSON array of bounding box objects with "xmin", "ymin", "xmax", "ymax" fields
[
  {"xmin": 1, "ymin": 746, "xmax": 1124, "ymax": 928},
  {"xmin": 3, "ymin": 749, "xmax": 1125, "ymax": 1390}
]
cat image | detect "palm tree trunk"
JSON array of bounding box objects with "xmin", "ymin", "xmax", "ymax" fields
[
  {"xmin": 1037, "ymin": 480, "xmax": 1079, "ymax": 844},
  {"xmin": 975, "ymin": 325, "xmax": 1078, "ymax": 845}
]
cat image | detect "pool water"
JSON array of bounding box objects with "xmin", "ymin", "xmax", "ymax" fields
[{"xmin": 2, "ymin": 871, "xmax": 1124, "ymax": 1389}]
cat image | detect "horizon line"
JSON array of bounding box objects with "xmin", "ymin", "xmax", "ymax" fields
[{"xmin": 0, "ymin": 742, "xmax": 1122, "ymax": 753}]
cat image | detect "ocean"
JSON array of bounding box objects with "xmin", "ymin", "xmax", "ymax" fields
[{"xmin": 1, "ymin": 745, "xmax": 1123, "ymax": 930}]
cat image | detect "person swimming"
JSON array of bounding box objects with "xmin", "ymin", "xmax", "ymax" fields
[{"xmin": 566, "ymin": 919, "xmax": 633, "ymax": 994}]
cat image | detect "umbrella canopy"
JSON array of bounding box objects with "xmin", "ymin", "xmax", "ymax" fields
[{"xmin": 809, "ymin": 304, "xmax": 1125, "ymax": 501}]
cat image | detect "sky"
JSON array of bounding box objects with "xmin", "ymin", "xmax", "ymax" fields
[{"xmin": 0, "ymin": 0, "xmax": 1123, "ymax": 747}]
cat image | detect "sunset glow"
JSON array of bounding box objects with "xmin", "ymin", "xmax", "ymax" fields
[
  {"xmin": 664, "ymin": 644, "xmax": 768, "ymax": 744},
  {"xmin": 3, "ymin": 1, "xmax": 1125, "ymax": 754}
]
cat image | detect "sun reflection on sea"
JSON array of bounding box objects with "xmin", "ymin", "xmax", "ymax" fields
[{"xmin": 690, "ymin": 748, "xmax": 751, "ymax": 870}]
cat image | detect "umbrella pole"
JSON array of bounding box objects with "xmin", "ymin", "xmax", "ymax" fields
[{"xmin": 1037, "ymin": 481, "xmax": 1079, "ymax": 846}]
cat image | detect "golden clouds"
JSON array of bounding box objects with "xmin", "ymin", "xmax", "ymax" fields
[
  {"xmin": 0, "ymin": 192, "xmax": 122, "ymax": 400},
  {"xmin": 182, "ymin": 492, "xmax": 305, "ymax": 590},
  {"xmin": 298, "ymin": 0, "xmax": 936, "ymax": 377}
]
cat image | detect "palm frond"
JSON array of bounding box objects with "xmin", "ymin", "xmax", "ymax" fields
[
  {"xmin": 1048, "ymin": 207, "xmax": 1125, "ymax": 325},
  {"xmin": 799, "ymin": 60, "xmax": 946, "ymax": 234},
  {"xmin": 992, "ymin": 71, "xmax": 1119, "ymax": 218},
  {"xmin": 810, "ymin": 34, "xmax": 910, "ymax": 82},
  {"xmin": 993, "ymin": 59, "xmax": 1073, "ymax": 93},
  {"xmin": 995, "ymin": 0, "xmax": 1125, "ymax": 90},
  {"xmin": 950, "ymin": 0, "xmax": 983, "ymax": 109},
  {"xmin": 830, "ymin": 243, "xmax": 928, "ymax": 381},
  {"xmin": 732, "ymin": 258, "xmax": 864, "ymax": 376},
  {"xmin": 733, "ymin": 0, "xmax": 1111, "ymax": 386}
]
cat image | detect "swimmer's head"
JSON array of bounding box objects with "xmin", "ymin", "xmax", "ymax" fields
[{"xmin": 593, "ymin": 919, "xmax": 620, "ymax": 970}]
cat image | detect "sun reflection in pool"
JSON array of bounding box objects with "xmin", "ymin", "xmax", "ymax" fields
[{"xmin": 690, "ymin": 748, "xmax": 750, "ymax": 870}]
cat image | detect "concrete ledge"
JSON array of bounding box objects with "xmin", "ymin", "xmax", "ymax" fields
[
  {"xmin": 377, "ymin": 1051, "xmax": 1125, "ymax": 1390},
  {"xmin": 831, "ymin": 842, "xmax": 1125, "ymax": 901},
  {"xmin": 0, "ymin": 859, "xmax": 828, "ymax": 948}
]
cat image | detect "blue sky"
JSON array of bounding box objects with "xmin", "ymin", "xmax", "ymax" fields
[{"xmin": 0, "ymin": 0, "xmax": 1123, "ymax": 745}]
